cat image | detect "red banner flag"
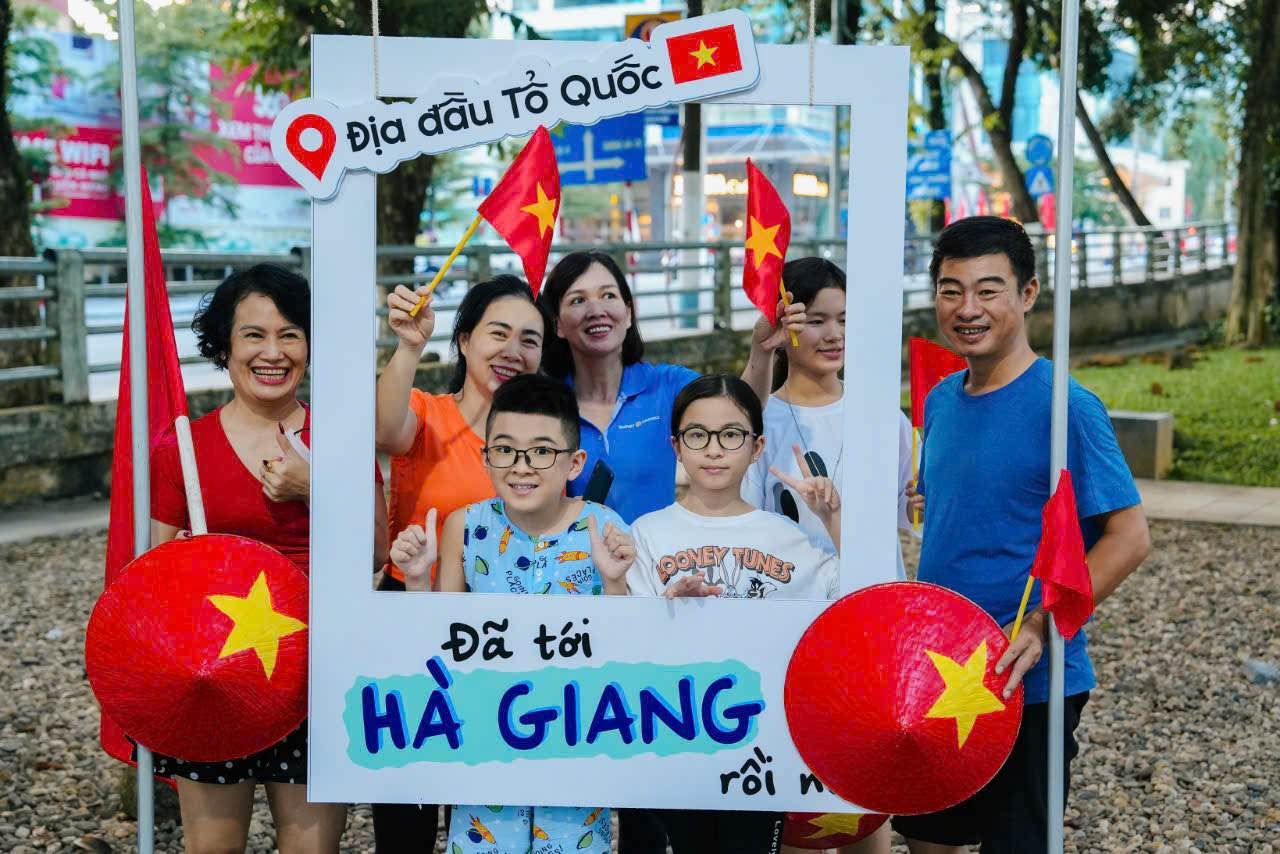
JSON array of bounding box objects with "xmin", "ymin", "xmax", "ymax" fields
[
  {"xmin": 742, "ymin": 159, "xmax": 791, "ymax": 325},
  {"xmin": 1030, "ymin": 470, "xmax": 1095, "ymax": 640},
  {"xmin": 478, "ymin": 125, "xmax": 560, "ymax": 296},
  {"xmin": 666, "ymin": 24, "xmax": 744, "ymax": 84},
  {"xmin": 100, "ymin": 167, "xmax": 189, "ymax": 764},
  {"xmin": 908, "ymin": 337, "xmax": 967, "ymax": 427}
]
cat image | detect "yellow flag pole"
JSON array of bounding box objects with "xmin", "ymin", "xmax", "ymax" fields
[
  {"xmin": 409, "ymin": 212, "xmax": 483, "ymax": 317},
  {"xmin": 778, "ymin": 279, "xmax": 799, "ymax": 348},
  {"xmin": 1008, "ymin": 573, "xmax": 1037, "ymax": 643},
  {"xmin": 911, "ymin": 427, "xmax": 921, "ymax": 531}
]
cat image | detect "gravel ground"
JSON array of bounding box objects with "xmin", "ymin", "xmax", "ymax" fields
[{"xmin": 0, "ymin": 521, "xmax": 1275, "ymax": 853}]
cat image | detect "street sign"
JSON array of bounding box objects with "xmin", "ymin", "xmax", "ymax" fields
[
  {"xmin": 553, "ymin": 113, "xmax": 647, "ymax": 186},
  {"xmin": 646, "ymin": 106, "xmax": 680, "ymax": 127},
  {"xmin": 1025, "ymin": 164, "xmax": 1055, "ymax": 198},
  {"xmin": 1025, "ymin": 133, "xmax": 1053, "ymax": 166},
  {"xmin": 906, "ymin": 129, "xmax": 951, "ymax": 201}
]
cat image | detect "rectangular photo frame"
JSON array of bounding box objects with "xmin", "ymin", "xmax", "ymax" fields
[{"xmin": 308, "ymin": 34, "xmax": 908, "ymax": 812}]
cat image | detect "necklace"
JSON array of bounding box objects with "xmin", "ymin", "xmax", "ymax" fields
[{"xmin": 781, "ymin": 392, "xmax": 843, "ymax": 483}]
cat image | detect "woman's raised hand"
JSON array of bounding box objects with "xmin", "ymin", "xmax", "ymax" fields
[
  {"xmin": 752, "ymin": 294, "xmax": 807, "ymax": 352},
  {"xmin": 260, "ymin": 424, "xmax": 311, "ymax": 505},
  {"xmin": 387, "ymin": 285, "xmax": 435, "ymax": 350}
]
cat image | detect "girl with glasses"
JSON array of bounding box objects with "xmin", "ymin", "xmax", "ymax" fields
[{"xmin": 625, "ymin": 374, "xmax": 842, "ymax": 853}]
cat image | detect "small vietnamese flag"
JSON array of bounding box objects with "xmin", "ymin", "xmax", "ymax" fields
[
  {"xmin": 1030, "ymin": 470, "xmax": 1095, "ymax": 640},
  {"xmin": 666, "ymin": 24, "xmax": 744, "ymax": 84},
  {"xmin": 478, "ymin": 125, "xmax": 560, "ymax": 296},
  {"xmin": 743, "ymin": 159, "xmax": 791, "ymax": 325},
  {"xmin": 908, "ymin": 337, "xmax": 968, "ymax": 428}
]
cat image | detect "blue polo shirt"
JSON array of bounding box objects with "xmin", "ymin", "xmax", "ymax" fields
[
  {"xmin": 918, "ymin": 358, "xmax": 1141, "ymax": 704},
  {"xmin": 567, "ymin": 361, "xmax": 700, "ymax": 524}
]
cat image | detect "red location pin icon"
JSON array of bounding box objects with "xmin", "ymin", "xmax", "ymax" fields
[{"xmin": 285, "ymin": 113, "xmax": 337, "ymax": 181}]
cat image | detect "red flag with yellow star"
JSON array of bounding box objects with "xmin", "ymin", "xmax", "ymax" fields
[
  {"xmin": 478, "ymin": 125, "xmax": 560, "ymax": 296},
  {"xmin": 743, "ymin": 159, "xmax": 791, "ymax": 325},
  {"xmin": 86, "ymin": 534, "xmax": 309, "ymax": 761},
  {"xmin": 784, "ymin": 582, "xmax": 1023, "ymax": 816},
  {"xmin": 1030, "ymin": 470, "xmax": 1095, "ymax": 640},
  {"xmin": 666, "ymin": 23, "xmax": 745, "ymax": 84}
]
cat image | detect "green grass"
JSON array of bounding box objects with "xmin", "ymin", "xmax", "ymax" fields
[{"xmin": 1073, "ymin": 347, "xmax": 1280, "ymax": 487}]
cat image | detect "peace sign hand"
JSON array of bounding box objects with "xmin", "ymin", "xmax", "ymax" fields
[
  {"xmin": 588, "ymin": 515, "xmax": 636, "ymax": 595},
  {"xmin": 769, "ymin": 443, "xmax": 841, "ymax": 524}
]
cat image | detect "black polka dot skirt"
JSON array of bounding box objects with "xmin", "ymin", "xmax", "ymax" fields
[{"xmin": 146, "ymin": 720, "xmax": 309, "ymax": 785}]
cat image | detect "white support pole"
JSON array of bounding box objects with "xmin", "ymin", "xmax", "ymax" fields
[
  {"xmin": 1049, "ymin": 0, "xmax": 1081, "ymax": 849},
  {"xmin": 117, "ymin": 1, "xmax": 154, "ymax": 851}
]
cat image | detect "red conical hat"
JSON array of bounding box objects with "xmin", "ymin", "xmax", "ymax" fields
[
  {"xmin": 782, "ymin": 812, "xmax": 888, "ymax": 848},
  {"xmin": 86, "ymin": 534, "xmax": 308, "ymax": 762},
  {"xmin": 784, "ymin": 582, "xmax": 1022, "ymax": 816}
]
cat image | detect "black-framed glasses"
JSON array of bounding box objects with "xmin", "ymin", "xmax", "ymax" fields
[
  {"xmin": 482, "ymin": 444, "xmax": 573, "ymax": 469},
  {"xmin": 676, "ymin": 426, "xmax": 755, "ymax": 451}
]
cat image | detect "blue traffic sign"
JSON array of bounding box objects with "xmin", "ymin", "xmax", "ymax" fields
[
  {"xmin": 1025, "ymin": 133, "xmax": 1053, "ymax": 166},
  {"xmin": 552, "ymin": 114, "xmax": 647, "ymax": 186},
  {"xmin": 906, "ymin": 130, "xmax": 951, "ymax": 201},
  {"xmin": 471, "ymin": 176, "xmax": 493, "ymax": 196},
  {"xmin": 645, "ymin": 106, "xmax": 680, "ymax": 127},
  {"xmin": 1025, "ymin": 165, "xmax": 1055, "ymax": 198}
]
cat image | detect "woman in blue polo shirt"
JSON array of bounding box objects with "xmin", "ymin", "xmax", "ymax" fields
[{"xmin": 537, "ymin": 249, "xmax": 802, "ymax": 527}]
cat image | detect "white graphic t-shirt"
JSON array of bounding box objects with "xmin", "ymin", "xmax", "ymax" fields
[{"xmin": 627, "ymin": 503, "xmax": 838, "ymax": 601}]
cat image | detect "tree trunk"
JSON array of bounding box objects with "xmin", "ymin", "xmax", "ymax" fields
[
  {"xmin": 0, "ymin": 0, "xmax": 46, "ymax": 406},
  {"xmin": 921, "ymin": 0, "xmax": 946, "ymax": 232},
  {"xmin": 1076, "ymin": 92, "xmax": 1152, "ymax": 226},
  {"xmin": 948, "ymin": 45, "xmax": 1040, "ymax": 224},
  {"xmin": 1226, "ymin": 0, "xmax": 1280, "ymax": 346}
]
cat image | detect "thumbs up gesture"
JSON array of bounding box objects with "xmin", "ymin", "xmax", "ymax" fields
[
  {"xmin": 587, "ymin": 514, "xmax": 635, "ymax": 595},
  {"xmin": 389, "ymin": 508, "xmax": 438, "ymax": 592},
  {"xmin": 260, "ymin": 423, "xmax": 311, "ymax": 505}
]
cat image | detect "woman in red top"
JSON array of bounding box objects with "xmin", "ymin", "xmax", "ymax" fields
[{"xmin": 150, "ymin": 263, "xmax": 383, "ymax": 853}]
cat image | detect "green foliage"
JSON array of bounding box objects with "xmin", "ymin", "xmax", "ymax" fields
[
  {"xmin": 6, "ymin": 5, "xmax": 77, "ymax": 202},
  {"xmin": 1074, "ymin": 348, "xmax": 1280, "ymax": 486},
  {"xmin": 90, "ymin": 0, "xmax": 239, "ymax": 221}
]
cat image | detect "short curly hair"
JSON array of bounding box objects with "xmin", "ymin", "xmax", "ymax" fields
[{"xmin": 192, "ymin": 263, "xmax": 310, "ymax": 370}]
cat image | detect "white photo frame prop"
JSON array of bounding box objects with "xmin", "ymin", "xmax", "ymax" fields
[{"xmin": 308, "ymin": 35, "xmax": 908, "ymax": 812}]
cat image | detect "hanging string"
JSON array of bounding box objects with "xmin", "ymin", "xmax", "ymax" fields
[
  {"xmin": 807, "ymin": 0, "xmax": 817, "ymax": 105},
  {"xmin": 370, "ymin": 0, "xmax": 382, "ymax": 98}
]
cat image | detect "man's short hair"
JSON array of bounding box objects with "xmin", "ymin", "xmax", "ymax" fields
[
  {"xmin": 486, "ymin": 374, "xmax": 581, "ymax": 449},
  {"xmin": 929, "ymin": 216, "xmax": 1037, "ymax": 289}
]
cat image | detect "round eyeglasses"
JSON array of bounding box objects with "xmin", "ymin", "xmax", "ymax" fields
[
  {"xmin": 676, "ymin": 426, "xmax": 754, "ymax": 451},
  {"xmin": 482, "ymin": 445, "xmax": 572, "ymax": 469}
]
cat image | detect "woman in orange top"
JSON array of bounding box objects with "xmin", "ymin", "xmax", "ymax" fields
[{"xmin": 376, "ymin": 274, "xmax": 548, "ymax": 589}]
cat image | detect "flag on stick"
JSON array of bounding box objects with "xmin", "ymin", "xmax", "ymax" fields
[
  {"xmin": 100, "ymin": 167, "xmax": 189, "ymax": 765},
  {"xmin": 1028, "ymin": 470, "xmax": 1095, "ymax": 640},
  {"xmin": 478, "ymin": 125, "xmax": 561, "ymax": 297},
  {"xmin": 907, "ymin": 338, "xmax": 967, "ymax": 528},
  {"xmin": 743, "ymin": 159, "xmax": 793, "ymax": 342},
  {"xmin": 908, "ymin": 337, "xmax": 968, "ymax": 428},
  {"xmin": 411, "ymin": 126, "xmax": 561, "ymax": 316}
]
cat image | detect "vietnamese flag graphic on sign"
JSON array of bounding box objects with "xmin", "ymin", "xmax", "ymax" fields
[
  {"xmin": 1030, "ymin": 470, "xmax": 1095, "ymax": 640},
  {"xmin": 908, "ymin": 337, "xmax": 968, "ymax": 428},
  {"xmin": 478, "ymin": 125, "xmax": 560, "ymax": 296},
  {"xmin": 666, "ymin": 23, "xmax": 744, "ymax": 84},
  {"xmin": 785, "ymin": 582, "xmax": 1022, "ymax": 816},
  {"xmin": 742, "ymin": 159, "xmax": 791, "ymax": 325}
]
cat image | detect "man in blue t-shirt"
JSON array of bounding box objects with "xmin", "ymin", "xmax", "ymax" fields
[{"xmin": 895, "ymin": 217, "xmax": 1151, "ymax": 853}]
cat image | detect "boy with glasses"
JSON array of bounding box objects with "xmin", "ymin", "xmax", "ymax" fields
[{"xmin": 389, "ymin": 373, "xmax": 634, "ymax": 853}]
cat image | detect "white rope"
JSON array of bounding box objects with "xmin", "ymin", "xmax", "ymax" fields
[
  {"xmin": 807, "ymin": 0, "xmax": 817, "ymax": 105},
  {"xmin": 370, "ymin": 0, "xmax": 382, "ymax": 97}
]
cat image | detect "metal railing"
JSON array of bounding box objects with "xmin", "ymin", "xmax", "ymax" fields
[{"xmin": 0, "ymin": 221, "xmax": 1236, "ymax": 404}]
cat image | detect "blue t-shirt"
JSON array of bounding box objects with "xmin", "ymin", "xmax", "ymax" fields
[
  {"xmin": 462, "ymin": 498, "xmax": 627, "ymax": 595},
  {"xmin": 918, "ymin": 358, "xmax": 1140, "ymax": 704},
  {"xmin": 566, "ymin": 361, "xmax": 700, "ymax": 524}
]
